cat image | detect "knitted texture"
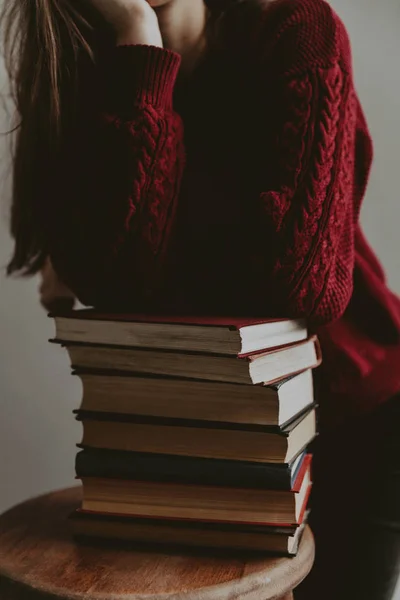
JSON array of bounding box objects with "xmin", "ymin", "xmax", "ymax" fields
[
  {"xmin": 48, "ymin": 46, "xmax": 185, "ymax": 305},
  {"xmin": 44, "ymin": 0, "xmax": 400, "ymax": 424},
  {"xmin": 260, "ymin": 64, "xmax": 353, "ymax": 324}
]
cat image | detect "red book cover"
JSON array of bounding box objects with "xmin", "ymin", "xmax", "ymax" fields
[{"xmin": 51, "ymin": 309, "xmax": 303, "ymax": 331}]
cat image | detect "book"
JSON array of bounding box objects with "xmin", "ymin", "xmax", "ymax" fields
[
  {"xmin": 53, "ymin": 312, "xmax": 307, "ymax": 356},
  {"xmin": 75, "ymin": 369, "xmax": 315, "ymax": 428},
  {"xmin": 64, "ymin": 336, "xmax": 321, "ymax": 386},
  {"xmin": 78, "ymin": 407, "xmax": 317, "ymax": 464},
  {"xmin": 79, "ymin": 455, "xmax": 312, "ymax": 525},
  {"xmin": 75, "ymin": 449, "xmax": 306, "ymax": 491},
  {"xmin": 70, "ymin": 510, "xmax": 310, "ymax": 555}
]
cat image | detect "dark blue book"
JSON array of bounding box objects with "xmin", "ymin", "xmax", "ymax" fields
[{"xmin": 75, "ymin": 447, "xmax": 307, "ymax": 491}]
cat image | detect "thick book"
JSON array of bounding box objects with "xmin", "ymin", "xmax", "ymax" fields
[
  {"xmin": 64, "ymin": 336, "xmax": 321, "ymax": 386},
  {"xmin": 70, "ymin": 510, "xmax": 310, "ymax": 555},
  {"xmin": 76, "ymin": 369, "xmax": 315, "ymax": 428},
  {"xmin": 53, "ymin": 311, "xmax": 307, "ymax": 356},
  {"xmin": 75, "ymin": 448, "xmax": 306, "ymax": 491},
  {"xmin": 77, "ymin": 407, "xmax": 317, "ymax": 464},
  {"xmin": 79, "ymin": 455, "xmax": 312, "ymax": 526}
]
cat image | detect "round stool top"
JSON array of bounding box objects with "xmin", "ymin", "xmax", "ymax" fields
[{"xmin": 0, "ymin": 487, "xmax": 314, "ymax": 600}]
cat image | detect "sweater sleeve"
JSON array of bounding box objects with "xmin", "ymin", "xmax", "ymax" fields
[
  {"xmin": 256, "ymin": 62, "xmax": 359, "ymax": 327},
  {"xmin": 47, "ymin": 45, "xmax": 185, "ymax": 307}
]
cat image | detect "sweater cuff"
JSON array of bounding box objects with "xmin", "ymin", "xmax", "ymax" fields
[{"xmin": 104, "ymin": 45, "xmax": 181, "ymax": 115}]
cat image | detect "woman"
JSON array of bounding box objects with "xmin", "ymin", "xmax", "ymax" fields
[{"xmin": 3, "ymin": 0, "xmax": 400, "ymax": 597}]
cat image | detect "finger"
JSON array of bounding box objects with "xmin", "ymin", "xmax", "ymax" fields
[{"xmin": 42, "ymin": 296, "xmax": 76, "ymax": 315}]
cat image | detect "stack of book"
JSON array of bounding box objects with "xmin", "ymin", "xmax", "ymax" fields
[{"xmin": 52, "ymin": 312, "xmax": 321, "ymax": 556}]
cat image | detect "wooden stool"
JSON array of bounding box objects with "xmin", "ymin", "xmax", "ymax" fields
[{"xmin": 0, "ymin": 487, "xmax": 314, "ymax": 600}]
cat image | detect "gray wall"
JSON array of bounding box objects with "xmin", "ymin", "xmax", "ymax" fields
[
  {"xmin": 0, "ymin": 62, "xmax": 80, "ymax": 514},
  {"xmin": 331, "ymin": 0, "xmax": 400, "ymax": 291},
  {"xmin": 0, "ymin": 3, "xmax": 399, "ymax": 593}
]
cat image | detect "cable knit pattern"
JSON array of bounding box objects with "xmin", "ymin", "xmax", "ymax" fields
[
  {"xmin": 316, "ymin": 87, "xmax": 357, "ymax": 320},
  {"xmin": 259, "ymin": 64, "xmax": 352, "ymax": 324},
  {"xmin": 137, "ymin": 112, "xmax": 184, "ymax": 254},
  {"xmin": 106, "ymin": 105, "xmax": 184, "ymax": 256},
  {"xmin": 261, "ymin": 65, "xmax": 355, "ymax": 321},
  {"xmin": 43, "ymin": 0, "xmax": 400, "ymax": 423}
]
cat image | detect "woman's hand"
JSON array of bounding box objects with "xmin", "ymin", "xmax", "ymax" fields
[
  {"xmin": 39, "ymin": 258, "xmax": 76, "ymax": 313},
  {"xmin": 89, "ymin": 0, "xmax": 163, "ymax": 47}
]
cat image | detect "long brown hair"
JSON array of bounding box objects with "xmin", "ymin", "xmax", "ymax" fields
[
  {"xmin": 2, "ymin": 0, "xmax": 245, "ymax": 277},
  {"xmin": 2, "ymin": 0, "xmax": 109, "ymax": 275}
]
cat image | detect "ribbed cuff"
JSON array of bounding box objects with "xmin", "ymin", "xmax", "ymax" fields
[{"xmin": 104, "ymin": 45, "xmax": 181, "ymax": 115}]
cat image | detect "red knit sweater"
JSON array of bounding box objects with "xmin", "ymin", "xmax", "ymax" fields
[{"xmin": 46, "ymin": 0, "xmax": 400, "ymax": 426}]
